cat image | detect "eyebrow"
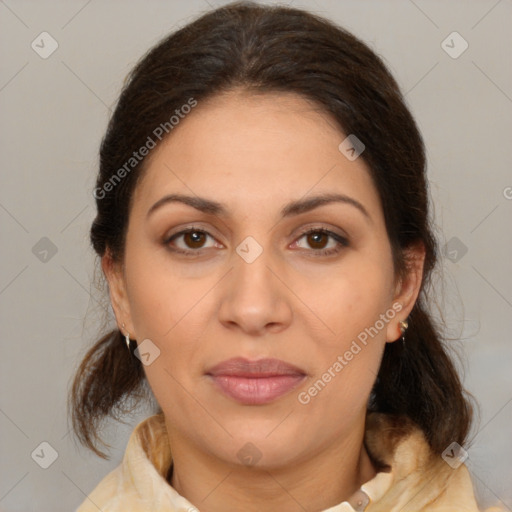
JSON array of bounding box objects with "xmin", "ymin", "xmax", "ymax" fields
[{"xmin": 147, "ymin": 192, "xmax": 371, "ymax": 222}]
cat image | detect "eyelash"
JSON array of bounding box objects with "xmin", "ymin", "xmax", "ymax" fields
[{"xmin": 164, "ymin": 226, "xmax": 349, "ymax": 257}]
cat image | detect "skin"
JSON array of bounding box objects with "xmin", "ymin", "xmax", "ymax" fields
[{"xmin": 103, "ymin": 89, "xmax": 425, "ymax": 512}]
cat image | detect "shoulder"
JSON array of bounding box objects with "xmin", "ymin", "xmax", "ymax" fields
[
  {"xmin": 75, "ymin": 413, "xmax": 175, "ymax": 512},
  {"xmin": 364, "ymin": 412, "xmax": 506, "ymax": 512}
]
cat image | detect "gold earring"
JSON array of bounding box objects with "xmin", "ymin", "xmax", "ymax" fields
[
  {"xmin": 122, "ymin": 323, "xmax": 131, "ymax": 350},
  {"xmin": 399, "ymin": 319, "xmax": 408, "ymax": 343}
]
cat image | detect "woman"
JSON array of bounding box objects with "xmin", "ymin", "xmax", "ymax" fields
[{"xmin": 69, "ymin": 2, "xmax": 504, "ymax": 511}]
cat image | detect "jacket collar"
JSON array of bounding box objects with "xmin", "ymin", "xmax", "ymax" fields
[{"xmin": 119, "ymin": 411, "xmax": 480, "ymax": 511}]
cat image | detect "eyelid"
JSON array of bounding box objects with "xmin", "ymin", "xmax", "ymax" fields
[
  {"xmin": 292, "ymin": 226, "xmax": 349, "ymax": 256},
  {"xmin": 164, "ymin": 222, "xmax": 348, "ymax": 241},
  {"xmin": 164, "ymin": 223, "xmax": 350, "ymax": 255},
  {"xmin": 164, "ymin": 225, "xmax": 220, "ymax": 247},
  {"xmin": 294, "ymin": 224, "xmax": 348, "ymax": 241}
]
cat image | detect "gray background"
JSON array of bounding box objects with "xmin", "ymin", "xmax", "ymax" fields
[{"xmin": 1, "ymin": 0, "xmax": 511, "ymax": 510}]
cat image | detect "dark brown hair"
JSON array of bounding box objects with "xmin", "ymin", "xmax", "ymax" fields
[{"xmin": 69, "ymin": 1, "xmax": 473, "ymax": 459}]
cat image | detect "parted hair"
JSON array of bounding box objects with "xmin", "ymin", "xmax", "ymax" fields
[{"xmin": 68, "ymin": 1, "xmax": 474, "ymax": 459}]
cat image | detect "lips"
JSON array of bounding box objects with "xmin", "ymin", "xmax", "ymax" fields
[{"xmin": 206, "ymin": 357, "xmax": 307, "ymax": 405}]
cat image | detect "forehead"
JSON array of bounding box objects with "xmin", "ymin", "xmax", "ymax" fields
[{"xmin": 132, "ymin": 90, "xmax": 382, "ymax": 222}]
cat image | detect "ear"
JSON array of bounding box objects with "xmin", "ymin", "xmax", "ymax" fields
[
  {"xmin": 386, "ymin": 241, "xmax": 426, "ymax": 343},
  {"xmin": 101, "ymin": 250, "xmax": 135, "ymax": 337}
]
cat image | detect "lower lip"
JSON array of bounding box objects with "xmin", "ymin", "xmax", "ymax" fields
[{"xmin": 209, "ymin": 374, "xmax": 306, "ymax": 405}]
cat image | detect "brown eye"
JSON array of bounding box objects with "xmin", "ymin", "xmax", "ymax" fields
[
  {"xmin": 295, "ymin": 228, "xmax": 349, "ymax": 256},
  {"xmin": 306, "ymin": 231, "xmax": 329, "ymax": 250},
  {"xmin": 182, "ymin": 231, "xmax": 207, "ymax": 249},
  {"xmin": 165, "ymin": 228, "xmax": 217, "ymax": 254}
]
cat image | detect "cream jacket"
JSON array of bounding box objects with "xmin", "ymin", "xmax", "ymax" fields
[{"xmin": 76, "ymin": 412, "xmax": 504, "ymax": 511}]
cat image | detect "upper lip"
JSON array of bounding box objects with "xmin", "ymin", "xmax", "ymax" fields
[{"xmin": 206, "ymin": 357, "xmax": 306, "ymax": 378}]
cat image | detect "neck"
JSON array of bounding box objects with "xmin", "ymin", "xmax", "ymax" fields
[{"xmin": 166, "ymin": 419, "xmax": 378, "ymax": 512}]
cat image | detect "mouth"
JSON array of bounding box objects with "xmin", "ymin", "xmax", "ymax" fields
[{"xmin": 205, "ymin": 357, "xmax": 307, "ymax": 405}]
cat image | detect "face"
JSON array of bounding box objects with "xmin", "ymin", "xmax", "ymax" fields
[{"xmin": 105, "ymin": 90, "xmax": 424, "ymax": 470}]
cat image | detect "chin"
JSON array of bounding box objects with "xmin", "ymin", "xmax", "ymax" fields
[{"xmin": 215, "ymin": 422, "xmax": 312, "ymax": 469}]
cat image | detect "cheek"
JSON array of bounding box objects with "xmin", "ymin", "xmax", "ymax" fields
[
  {"xmin": 124, "ymin": 246, "xmax": 206, "ymax": 340},
  {"xmin": 123, "ymin": 245, "xmax": 214, "ymax": 384},
  {"xmin": 297, "ymin": 274, "xmax": 390, "ymax": 420},
  {"xmin": 123, "ymin": 261, "xmax": 203, "ymax": 416},
  {"xmin": 307, "ymin": 257, "xmax": 393, "ymax": 347},
  {"xmin": 296, "ymin": 255, "xmax": 394, "ymax": 409}
]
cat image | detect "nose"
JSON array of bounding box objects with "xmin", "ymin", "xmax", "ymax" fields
[{"xmin": 217, "ymin": 244, "xmax": 293, "ymax": 336}]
